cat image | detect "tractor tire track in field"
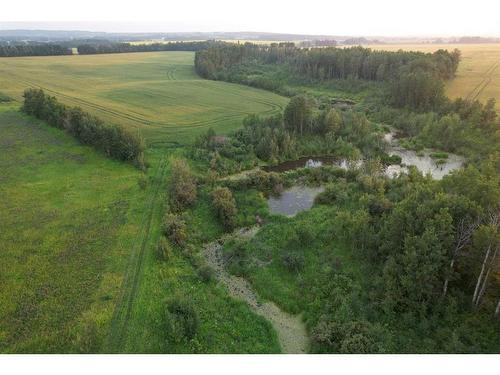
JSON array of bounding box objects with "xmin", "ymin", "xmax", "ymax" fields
[
  {"xmin": 8, "ymin": 73, "xmax": 283, "ymax": 132},
  {"xmin": 105, "ymin": 157, "xmax": 168, "ymax": 352},
  {"xmin": 202, "ymin": 228, "xmax": 309, "ymax": 354},
  {"xmin": 465, "ymin": 59, "xmax": 500, "ymax": 101}
]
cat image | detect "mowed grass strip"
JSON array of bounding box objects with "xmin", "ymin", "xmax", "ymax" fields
[{"xmin": 0, "ymin": 51, "xmax": 288, "ymax": 144}]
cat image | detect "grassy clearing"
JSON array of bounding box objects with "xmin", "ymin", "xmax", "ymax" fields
[
  {"xmin": 0, "ymin": 105, "xmax": 145, "ymax": 352},
  {"xmin": 0, "ymin": 51, "xmax": 288, "ymax": 145},
  {"xmin": 0, "ymin": 52, "xmax": 288, "ymax": 352},
  {"xmin": 120, "ymin": 159, "xmax": 280, "ymax": 353},
  {"xmin": 349, "ymin": 44, "xmax": 500, "ymax": 110},
  {"xmin": 0, "ymin": 105, "xmax": 281, "ymax": 353}
]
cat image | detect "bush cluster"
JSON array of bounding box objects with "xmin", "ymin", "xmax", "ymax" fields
[{"xmin": 22, "ymin": 88, "xmax": 145, "ymax": 166}]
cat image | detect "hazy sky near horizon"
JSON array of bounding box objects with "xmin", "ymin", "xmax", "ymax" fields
[{"xmin": 1, "ymin": 0, "xmax": 499, "ymax": 36}]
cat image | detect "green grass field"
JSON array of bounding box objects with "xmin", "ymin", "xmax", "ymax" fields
[
  {"xmin": 0, "ymin": 51, "xmax": 288, "ymax": 145},
  {"xmin": 0, "ymin": 104, "xmax": 146, "ymax": 352},
  {"xmin": 0, "ymin": 50, "xmax": 286, "ymax": 353}
]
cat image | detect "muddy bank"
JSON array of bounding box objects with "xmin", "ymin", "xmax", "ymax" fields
[{"xmin": 202, "ymin": 228, "xmax": 309, "ymax": 353}]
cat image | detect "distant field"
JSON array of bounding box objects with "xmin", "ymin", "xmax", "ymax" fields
[
  {"xmin": 355, "ymin": 44, "xmax": 500, "ymax": 110},
  {"xmin": 0, "ymin": 51, "xmax": 288, "ymax": 145}
]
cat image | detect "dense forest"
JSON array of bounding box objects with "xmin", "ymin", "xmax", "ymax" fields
[
  {"xmin": 76, "ymin": 40, "xmax": 218, "ymax": 54},
  {"xmin": 195, "ymin": 43, "xmax": 460, "ymax": 111},
  {"xmin": 0, "ymin": 43, "xmax": 72, "ymax": 57},
  {"xmin": 0, "ymin": 40, "xmax": 217, "ymax": 57}
]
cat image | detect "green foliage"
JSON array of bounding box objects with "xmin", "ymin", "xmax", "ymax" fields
[
  {"xmin": 169, "ymin": 158, "xmax": 197, "ymax": 211},
  {"xmin": 195, "ymin": 43, "xmax": 460, "ymax": 112},
  {"xmin": 223, "ymin": 239, "xmax": 250, "ymax": 277},
  {"xmin": 21, "ymin": 88, "xmax": 145, "ymax": 165},
  {"xmin": 0, "ymin": 108, "xmax": 144, "ymax": 352},
  {"xmin": 0, "ymin": 43, "xmax": 72, "ymax": 57},
  {"xmin": 197, "ymin": 265, "xmax": 215, "ymax": 283},
  {"xmin": 390, "ymin": 66, "xmax": 446, "ymax": 111},
  {"xmin": 164, "ymin": 298, "xmax": 200, "ymax": 343},
  {"xmin": 163, "ymin": 213, "xmax": 188, "ymax": 247},
  {"xmin": 137, "ymin": 175, "xmax": 148, "ymax": 190},
  {"xmin": 284, "ymin": 95, "xmax": 315, "ymax": 135},
  {"xmin": 322, "ymin": 108, "xmax": 343, "ymax": 134},
  {"xmin": 0, "ymin": 92, "xmax": 12, "ymax": 102},
  {"xmin": 211, "ymin": 187, "xmax": 238, "ymax": 231},
  {"xmin": 157, "ymin": 236, "xmax": 172, "ymax": 261},
  {"xmin": 430, "ymin": 152, "xmax": 449, "ymax": 159},
  {"xmin": 282, "ymin": 250, "xmax": 305, "ymax": 273},
  {"xmin": 312, "ymin": 319, "xmax": 380, "ymax": 353}
]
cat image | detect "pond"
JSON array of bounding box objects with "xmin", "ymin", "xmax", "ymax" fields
[
  {"xmin": 263, "ymin": 156, "xmax": 356, "ymax": 173},
  {"xmin": 263, "ymin": 132, "xmax": 465, "ymax": 217},
  {"xmin": 384, "ymin": 131, "xmax": 465, "ymax": 180},
  {"xmin": 267, "ymin": 185, "xmax": 325, "ymax": 217}
]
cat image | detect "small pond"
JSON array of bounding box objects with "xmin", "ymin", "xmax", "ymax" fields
[
  {"xmin": 263, "ymin": 156, "xmax": 356, "ymax": 173},
  {"xmin": 267, "ymin": 185, "xmax": 325, "ymax": 217},
  {"xmin": 264, "ymin": 132, "xmax": 465, "ymax": 217},
  {"xmin": 384, "ymin": 131, "xmax": 465, "ymax": 180}
]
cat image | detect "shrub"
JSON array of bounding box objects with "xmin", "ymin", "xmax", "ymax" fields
[
  {"xmin": 224, "ymin": 239, "xmax": 249, "ymax": 276},
  {"xmin": 381, "ymin": 153, "xmax": 402, "ymax": 165},
  {"xmin": 282, "ymin": 250, "xmax": 305, "ymax": 272},
  {"xmin": 169, "ymin": 158, "xmax": 197, "ymax": 211},
  {"xmin": 339, "ymin": 333, "xmax": 376, "ymax": 354},
  {"xmin": 311, "ymin": 319, "xmax": 344, "ymax": 352},
  {"xmin": 0, "ymin": 92, "xmax": 12, "ymax": 102},
  {"xmin": 197, "ymin": 265, "xmax": 214, "ymax": 283},
  {"xmin": 163, "ymin": 213, "xmax": 188, "ymax": 246},
  {"xmin": 21, "ymin": 88, "xmax": 145, "ymax": 165},
  {"xmin": 248, "ymin": 170, "xmax": 284, "ymax": 194},
  {"xmin": 311, "ymin": 318, "xmax": 380, "ymax": 353},
  {"xmin": 211, "ymin": 187, "xmax": 238, "ymax": 230},
  {"xmin": 165, "ymin": 298, "xmax": 199, "ymax": 342},
  {"xmin": 315, "ymin": 182, "xmax": 349, "ymax": 205},
  {"xmin": 295, "ymin": 225, "xmax": 314, "ymax": 245},
  {"xmin": 430, "ymin": 152, "xmax": 448, "ymax": 159},
  {"xmin": 157, "ymin": 236, "xmax": 172, "ymax": 261},
  {"xmin": 138, "ymin": 175, "xmax": 148, "ymax": 190}
]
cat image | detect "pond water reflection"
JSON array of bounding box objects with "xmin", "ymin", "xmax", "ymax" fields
[{"xmin": 267, "ymin": 185, "xmax": 325, "ymax": 216}]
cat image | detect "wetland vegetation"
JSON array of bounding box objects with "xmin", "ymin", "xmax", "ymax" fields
[{"xmin": 1, "ymin": 39, "xmax": 499, "ymax": 354}]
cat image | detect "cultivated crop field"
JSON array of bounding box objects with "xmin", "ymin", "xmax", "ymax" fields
[
  {"xmin": 0, "ymin": 51, "xmax": 288, "ymax": 145},
  {"xmin": 356, "ymin": 44, "xmax": 500, "ymax": 110}
]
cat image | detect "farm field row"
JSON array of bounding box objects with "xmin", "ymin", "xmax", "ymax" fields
[{"xmin": 0, "ymin": 51, "xmax": 288, "ymax": 145}]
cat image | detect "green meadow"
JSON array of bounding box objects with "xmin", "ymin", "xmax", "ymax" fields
[
  {"xmin": 0, "ymin": 105, "xmax": 145, "ymax": 352},
  {"xmin": 0, "ymin": 50, "xmax": 286, "ymax": 353}
]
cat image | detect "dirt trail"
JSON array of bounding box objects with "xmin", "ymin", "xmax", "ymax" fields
[
  {"xmin": 203, "ymin": 227, "xmax": 309, "ymax": 354},
  {"xmin": 105, "ymin": 158, "xmax": 168, "ymax": 352}
]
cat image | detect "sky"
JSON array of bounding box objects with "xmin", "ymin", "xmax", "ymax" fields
[{"xmin": 1, "ymin": 0, "xmax": 499, "ymax": 36}]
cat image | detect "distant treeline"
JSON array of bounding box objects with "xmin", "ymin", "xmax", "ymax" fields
[
  {"xmin": 0, "ymin": 41, "xmax": 217, "ymax": 57},
  {"xmin": 0, "ymin": 43, "xmax": 72, "ymax": 57},
  {"xmin": 195, "ymin": 43, "xmax": 461, "ymax": 111},
  {"xmin": 76, "ymin": 41, "xmax": 217, "ymax": 55},
  {"xmin": 22, "ymin": 88, "xmax": 145, "ymax": 166},
  {"xmin": 195, "ymin": 43, "xmax": 460, "ymax": 82}
]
